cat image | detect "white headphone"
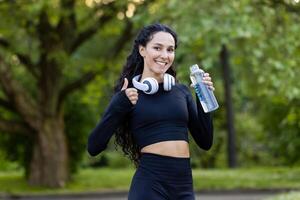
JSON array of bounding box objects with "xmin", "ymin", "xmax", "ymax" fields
[{"xmin": 132, "ymin": 73, "xmax": 175, "ymax": 94}]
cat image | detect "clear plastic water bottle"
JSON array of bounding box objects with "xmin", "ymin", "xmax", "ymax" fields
[{"xmin": 190, "ymin": 64, "xmax": 219, "ymax": 113}]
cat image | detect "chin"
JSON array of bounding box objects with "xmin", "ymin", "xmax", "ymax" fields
[
  {"xmin": 157, "ymin": 67, "xmax": 170, "ymax": 74},
  {"xmin": 154, "ymin": 70, "xmax": 167, "ymax": 75}
]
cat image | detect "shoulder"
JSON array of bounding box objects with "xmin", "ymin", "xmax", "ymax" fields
[{"xmin": 174, "ymin": 83, "xmax": 191, "ymax": 96}]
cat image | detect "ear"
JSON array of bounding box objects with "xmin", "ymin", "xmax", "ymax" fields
[{"xmin": 139, "ymin": 45, "xmax": 145, "ymax": 57}]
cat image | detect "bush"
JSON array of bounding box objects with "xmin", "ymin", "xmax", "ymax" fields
[
  {"xmin": 106, "ymin": 151, "xmax": 133, "ymax": 168},
  {"xmin": 0, "ymin": 150, "xmax": 19, "ymax": 171}
]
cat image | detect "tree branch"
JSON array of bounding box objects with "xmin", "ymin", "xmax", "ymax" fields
[
  {"xmin": 0, "ymin": 97, "xmax": 16, "ymax": 112},
  {"xmin": 15, "ymin": 53, "xmax": 39, "ymax": 79},
  {"xmin": 70, "ymin": 2, "xmax": 119, "ymax": 54},
  {"xmin": 109, "ymin": 19, "xmax": 134, "ymax": 58},
  {"xmin": 0, "ymin": 118, "xmax": 33, "ymax": 136},
  {"xmin": 59, "ymin": 0, "xmax": 76, "ymax": 26},
  {"xmin": 60, "ymin": 0, "xmax": 76, "ymax": 10},
  {"xmin": 0, "ymin": 37, "xmax": 39, "ymax": 79},
  {"xmin": 37, "ymin": 9, "xmax": 59, "ymax": 55},
  {"xmin": 108, "ymin": 0, "xmax": 155, "ymax": 58},
  {"xmin": 57, "ymin": 0, "xmax": 155, "ymax": 109},
  {"xmin": 57, "ymin": 71, "xmax": 97, "ymax": 111},
  {"xmin": 0, "ymin": 56, "xmax": 40, "ymax": 130},
  {"xmin": 56, "ymin": 0, "xmax": 77, "ymax": 52}
]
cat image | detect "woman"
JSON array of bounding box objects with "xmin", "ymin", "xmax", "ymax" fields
[{"xmin": 87, "ymin": 23, "xmax": 214, "ymax": 200}]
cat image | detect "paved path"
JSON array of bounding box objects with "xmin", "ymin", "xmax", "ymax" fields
[{"xmin": 1, "ymin": 191, "xmax": 279, "ymax": 200}]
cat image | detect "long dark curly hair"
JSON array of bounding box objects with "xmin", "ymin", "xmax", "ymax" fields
[{"xmin": 113, "ymin": 23, "xmax": 178, "ymax": 167}]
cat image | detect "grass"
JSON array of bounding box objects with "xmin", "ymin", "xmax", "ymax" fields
[
  {"xmin": 193, "ymin": 167, "xmax": 300, "ymax": 190},
  {"xmin": 0, "ymin": 167, "xmax": 300, "ymax": 195},
  {"xmin": 264, "ymin": 191, "xmax": 300, "ymax": 200},
  {"xmin": 0, "ymin": 168, "xmax": 134, "ymax": 195}
]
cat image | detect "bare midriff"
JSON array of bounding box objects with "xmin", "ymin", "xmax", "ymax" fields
[{"xmin": 140, "ymin": 140, "xmax": 190, "ymax": 158}]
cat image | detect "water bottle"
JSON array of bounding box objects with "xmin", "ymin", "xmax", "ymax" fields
[{"xmin": 189, "ymin": 64, "xmax": 219, "ymax": 113}]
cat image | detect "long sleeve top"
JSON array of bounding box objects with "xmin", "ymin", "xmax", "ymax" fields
[{"xmin": 87, "ymin": 83, "xmax": 213, "ymax": 156}]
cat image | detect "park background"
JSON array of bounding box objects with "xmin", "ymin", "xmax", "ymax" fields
[{"xmin": 0, "ymin": 0, "xmax": 299, "ymax": 199}]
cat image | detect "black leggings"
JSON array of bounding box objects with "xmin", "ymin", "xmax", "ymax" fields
[{"xmin": 128, "ymin": 153, "xmax": 195, "ymax": 200}]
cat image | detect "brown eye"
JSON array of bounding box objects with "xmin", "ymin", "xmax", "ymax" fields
[{"xmin": 168, "ymin": 48, "xmax": 174, "ymax": 53}]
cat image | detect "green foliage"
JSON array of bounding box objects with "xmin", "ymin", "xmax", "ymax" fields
[
  {"xmin": 147, "ymin": 0, "xmax": 300, "ymax": 167},
  {"xmin": 85, "ymin": 140, "xmax": 134, "ymax": 169},
  {"xmin": 0, "ymin": 0, "xmax": 138, "ymax": 180},
  {"xmin": 64, "ymin": 91, "xmax": 98, "ymax": 174},
  {"xmin": 103, "ymin": 151, "xmax": 133, "ymax": 169},
  {"xmin": 258, "ymin": 98, "xmax": 300, "ymax": 165},
  {"xmin": 0, "ymin": 150, "xmax": 19, "ymax": 171},
  {"xmin": 0, "ymin": 133, "xmax": 33, "ymax": 177}
]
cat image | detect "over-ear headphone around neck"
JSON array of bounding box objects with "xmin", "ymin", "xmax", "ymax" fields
[{"xmin": 132, "ymin": 73, "xmax": 175, "ymax": 94}]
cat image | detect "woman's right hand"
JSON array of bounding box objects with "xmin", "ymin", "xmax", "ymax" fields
[{"xmin": 121, "ymin": 78, "xmax": 139, "ymax": 105}]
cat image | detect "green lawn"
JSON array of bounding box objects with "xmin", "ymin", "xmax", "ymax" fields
[
  {"xmin": 0, "ymin": 167, "xmax": 300, "ymax": 195},
  {"xmin": 193, "ymin": 167, "xmax": 300, "ymax": 190},
  {"xmin": 264, "ymin": 191, "xmax": 300, "ymax": 200}
]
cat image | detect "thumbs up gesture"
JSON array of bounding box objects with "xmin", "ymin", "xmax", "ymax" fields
[{"xmin": 121, "ymin": 78, "xmax": 139, "ymax": 105}]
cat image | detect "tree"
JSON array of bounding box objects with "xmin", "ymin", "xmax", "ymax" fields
[
  {"xmin": 220, "ymin": 44, "xmax": 237, "ymax": 168},
  {"xmin": 0, "ymin": 0, "xmax": 152, "ymax": 187}
]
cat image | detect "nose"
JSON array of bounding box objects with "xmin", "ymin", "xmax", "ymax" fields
[{"xmin": 160, "ymin": 49, "xmax": 169, "ymax": 59}]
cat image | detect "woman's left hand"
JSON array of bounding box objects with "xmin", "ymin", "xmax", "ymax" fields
[{"xmin": 202, "ymin": 73, "xmax": 215, "ymax": 91}]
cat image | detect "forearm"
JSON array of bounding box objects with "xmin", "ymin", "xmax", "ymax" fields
[
  {"xmin": 87, "ymin": 91, "xmax": 133, "ymax": 156},
  {"xmin": 189, "ymin": 94, "xmax": 214, "ymax": 150}
]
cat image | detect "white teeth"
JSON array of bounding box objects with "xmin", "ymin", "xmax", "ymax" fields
[{"xmin": 155, "ymin": 61, "xmax": 167, "ymax": 66}]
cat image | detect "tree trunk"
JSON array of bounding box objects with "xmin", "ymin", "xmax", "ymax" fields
[
  {"xmin": 220, "ymin": 44, "xmax": 237, "ymax": 168},
  {"xmin": 28, "ymin": 115, "xmax": 69, "ymax": 187}
]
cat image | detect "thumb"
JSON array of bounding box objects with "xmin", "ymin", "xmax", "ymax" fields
[{"xmin": 121, "ymin": 78, "xmax": 129, "ymax": 91}]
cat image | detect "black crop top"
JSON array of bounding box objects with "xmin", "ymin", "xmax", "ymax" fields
[{"xmin": 87, "ymin": 83, "xmax": 213, "ymax": 156}]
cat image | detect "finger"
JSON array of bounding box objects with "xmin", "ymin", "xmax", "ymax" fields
[
  {"xmin": 129, "ymin": 96, "xmax": 139, "ymax": 102},
  {"xmin": 203, "ymin": 73, "xmax": 210, "ymax": 77},
  {"xmin": 121, "ymin": 78, "xmax": 129, "ymax": 91},
  {"xmin": 209, "ymin": 86, "xmax": 215, "ymax": 91},
  {"xmin": 202, "ymin": 76, "xmax": 211, "ymax": 81},
  {"xmin": 126, "ymin": 89, "xmax": 138, "ymax": 97},
  {"xmin": 129, "ymin": 94, "xmax": 138, "ymax": 99},
  {"xmin": 128, "ymin": 88, "xmax": 138, "ymax": 93},
  {"xmin": 125, "ymin": 88, "xmax": 137, "ymax": 94},
  {"xmin": 128, "ymin": 94, "xmax": 138, "ymax": 100},
  {"xmin": 203, "ymin": 81, "xmax": 213, "ymax": 86}
]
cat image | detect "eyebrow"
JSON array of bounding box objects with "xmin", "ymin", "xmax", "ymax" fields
[{"xmin": 153, "ymin": 43, "xmax": 175, "ymax": 48}]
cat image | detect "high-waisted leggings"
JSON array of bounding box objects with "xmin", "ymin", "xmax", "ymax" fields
[{"xmin": 128, "ymin": 153, "xmax": 195, "ymax": 200}]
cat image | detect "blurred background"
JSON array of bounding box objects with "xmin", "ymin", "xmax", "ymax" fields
[{"xmin": 0, "ymin": 0, "xmax": 299, "ymax": 197}]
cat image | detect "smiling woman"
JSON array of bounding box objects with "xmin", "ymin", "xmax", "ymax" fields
[
  {"xmin": 138, "ymin": 31, "xmax": 175, "ymax": 81},
  {"xmin": 87, "ymin": 23, "xmax": 215, "ymax": 200}
]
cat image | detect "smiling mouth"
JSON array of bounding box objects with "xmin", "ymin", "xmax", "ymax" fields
[{"xmin": 155, "ymin": 60, "xmax": 168, "ymax": 66}]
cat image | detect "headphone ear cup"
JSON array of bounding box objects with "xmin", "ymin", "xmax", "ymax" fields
[
  {"xmin": 163, "ymin": 73, "xmax": 175, "ymax": 91},
  {"xmin": 142, "ymin": 78, "xmax": 159, "ymax": 94}
]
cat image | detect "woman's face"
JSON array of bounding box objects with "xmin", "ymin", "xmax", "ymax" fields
[{"xmin": 139, "ymin": 31, "xmax": 175, "ymax": 77}]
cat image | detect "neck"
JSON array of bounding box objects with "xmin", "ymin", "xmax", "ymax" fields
[{"xmin": 141, "ymin": 71, "xmax": 163, "ymax": 83}]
